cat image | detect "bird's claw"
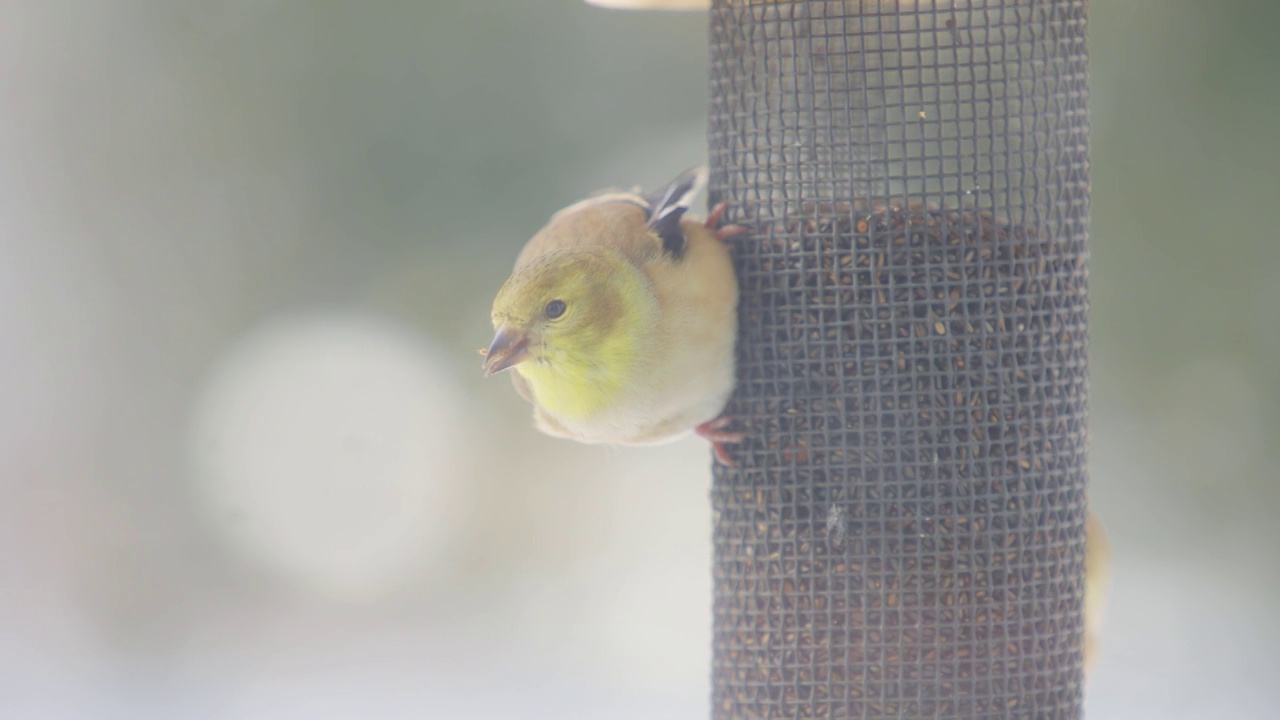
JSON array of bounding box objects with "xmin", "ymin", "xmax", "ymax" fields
[
  {"xmin": 705, "ymin": 201, "xmax": 750, "ymax": 243},
  {"xmin": 704, "ymin": 201, "xmax": 730, "ymax": 229},
  {"xmin": 716, "ymin": 224, "xmax": 750, "ymax": 243},
  {"xmin": 696, "ymin": 416, "xmax": 745, "ymax": 467}
]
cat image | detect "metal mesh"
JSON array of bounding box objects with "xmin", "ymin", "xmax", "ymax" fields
[{"xmin": 707, "ymin": 1, "xmax": 1089, "ymax": 718}]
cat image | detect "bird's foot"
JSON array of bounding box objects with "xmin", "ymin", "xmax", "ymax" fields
[
  {"xmin": 695, "ymin": 416, "xmax": 746, "ymax": 467},
  {"xmin": 705, "ymin": 201, "xmax": 749, "ymax": 243}
]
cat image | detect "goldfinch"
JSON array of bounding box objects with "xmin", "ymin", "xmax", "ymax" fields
[
  {"xmin": 1084, "ymin": 509, "xmax": 1110, "ymax": 676},
  {"xmin": 483, "ymin": 167, "xmax": 747, "ymax": 464}
]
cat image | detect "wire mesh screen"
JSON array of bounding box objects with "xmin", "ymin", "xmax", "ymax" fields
[{"xmin": 707, "ymin": 1, "xmax": 1089, "ymax": 718}]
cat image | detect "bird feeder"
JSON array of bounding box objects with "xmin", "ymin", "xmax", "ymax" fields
[{"xmin": 706, "ymin": 1, "xmax": 1090, "ymax": 717}]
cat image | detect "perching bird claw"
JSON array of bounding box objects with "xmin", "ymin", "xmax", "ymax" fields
[
  {"xmin": 715, "ymin": 224, "xmax": 749, "ymax": 243},
  {"xmin": 705, "ymin": 201, "xmax": 750, "ymax": 243},
  {"xmin": 696, "ymin": 416, "xmax": 745, "ymax": 467},
  {"xmin": 704, "ymin": 201, "xmax": 731, "ymax": 230}
]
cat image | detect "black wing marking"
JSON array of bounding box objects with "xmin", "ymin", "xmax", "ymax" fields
[
  {"xmin": 643, "ymin": 166, "xmax": 707, "ymax": 259},
  {"xmin": 649, "ymin": 206, "xmax": 688, "ymax": 257}
]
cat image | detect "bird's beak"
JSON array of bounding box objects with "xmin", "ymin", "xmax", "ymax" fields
[{"xmin": 482, "ymin": 326, "xmax": 530, "ymax": 376}]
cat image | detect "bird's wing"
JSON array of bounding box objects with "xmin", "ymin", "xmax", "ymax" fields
[
  {"xmin": 514, "ymin": 167, "xmax": 708, "ymax": 271},
  {"xmin": 638, "ymin": 165, "xmax": 707, "ymax": 259}
]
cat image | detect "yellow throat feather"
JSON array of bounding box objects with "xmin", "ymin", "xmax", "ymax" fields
[{"xmin": 493, "ymin": 249, "xmax": 658, "ymax": 421}]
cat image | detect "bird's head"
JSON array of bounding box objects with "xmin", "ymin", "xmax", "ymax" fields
[{"xmin": 483, "ymin": 249, "xmax": 656, "ymax": 382}]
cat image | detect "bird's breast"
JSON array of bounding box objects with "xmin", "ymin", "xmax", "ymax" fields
[{"xmin": 516, "ymin": 331, "xmax": 642, "ymax": 423}]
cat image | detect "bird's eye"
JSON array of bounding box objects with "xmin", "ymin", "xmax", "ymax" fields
[{"xmin": 545, "ymin": 299, "xmax": 567, "ymax": 319}]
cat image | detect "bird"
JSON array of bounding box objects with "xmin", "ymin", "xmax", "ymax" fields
[
  {"xmin": 1084, "ymin": 509, "xmax": 1110, "ymax": 676},
  {"xmin": 482, "ymin": 166, "xmax": 747, "ymax": 465}
]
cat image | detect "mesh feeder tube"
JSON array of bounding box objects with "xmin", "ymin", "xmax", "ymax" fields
[{"xmin": 707, "ymin": 1, "xmax": 1090, "ymax": 718}]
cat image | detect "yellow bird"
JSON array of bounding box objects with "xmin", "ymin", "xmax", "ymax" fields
[
  {"xmin": 483, "ymin": 167, "xmax": 747, "ymax": 464},
  {"xmin": 1084, "ymin": 509, "xmax": 1110, "ymax": 676}
]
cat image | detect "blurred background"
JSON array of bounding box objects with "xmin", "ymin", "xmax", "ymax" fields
[{"xmin": 1, "ymin": 1, "xmax": 1276, "ymax": 718}]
